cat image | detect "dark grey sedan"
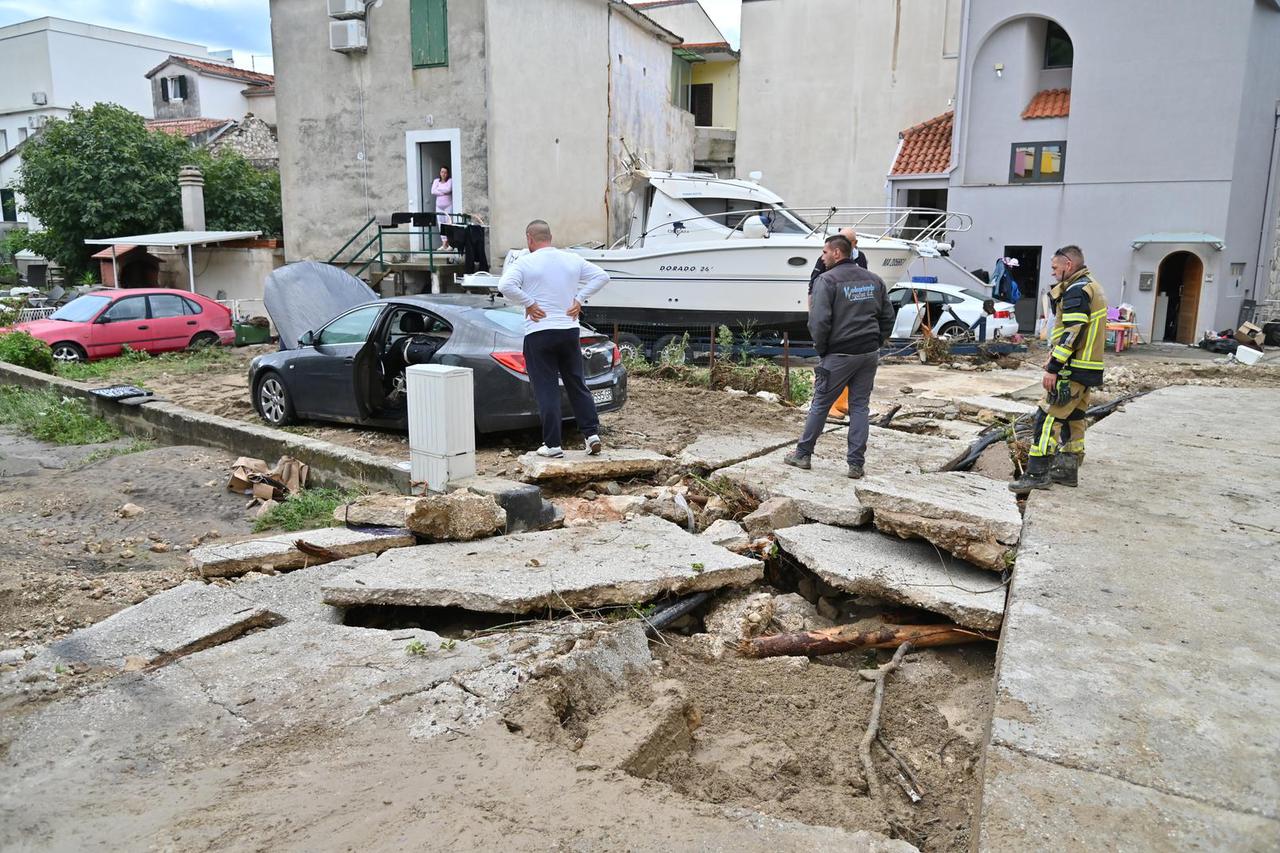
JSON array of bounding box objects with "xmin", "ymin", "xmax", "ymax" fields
[{"xmin": 248, "ymin": 294, "xmax": 628, "ymax": 433}]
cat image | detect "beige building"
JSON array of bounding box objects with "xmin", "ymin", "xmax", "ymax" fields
[
  {"xmin": 634, "ymin": 0, "xmax": 739, "ymax": 176},
  {"xmin": 269, "ymin": 0, "xmax": 695, "ymax": 267},
  {"xmin": 735, "ymin": 0, "xmax": 961, "ymax": 209}
]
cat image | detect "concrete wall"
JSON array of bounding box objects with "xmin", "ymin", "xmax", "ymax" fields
[
  {"xmin": 735, "ymin": 0, "xmax": 960, "ymax": 209},
  {"xmin": 949, "ymin": 0, "xmax": 1280, "ymax": 332},
  {"xmin": 692, "ymin": 59, "xmax": 738, "ymax": 129},
  {"xmin": 244, "ymin": 93, "xmax": 277, "ymax": 126},
  {"xmin": 484, "ymin": 0, "xmax": 609, "ymax": 256},
  {"xmin": 606, "ymin": 9, "xmax": 695, "ymax": 243},
  {"xmin": 0, "ymin": 28, "xmax": 54, "ymax": 125},
  {"xmin": 270, "ymin": 0, "xmax": 490, "ymax": 262}
]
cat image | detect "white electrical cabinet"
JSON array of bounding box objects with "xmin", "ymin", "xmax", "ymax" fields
[{"xmin": 406, "ymin": 364, "xmax": 475, "ymax": 492}]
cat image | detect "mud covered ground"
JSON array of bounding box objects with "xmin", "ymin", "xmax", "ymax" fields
[{"xmin": 0, "ymin": 431, "xmax": 256, "ymax": 650}]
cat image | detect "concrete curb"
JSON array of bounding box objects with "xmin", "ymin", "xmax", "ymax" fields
[{"xmin": 0, "ymin": 360, "xmax": 410, "ymax": 493}]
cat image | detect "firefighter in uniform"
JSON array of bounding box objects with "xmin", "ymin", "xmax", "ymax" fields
[{"xmin": 1010, "ymin": 245, "xmax": 1108, "ymax": 494}]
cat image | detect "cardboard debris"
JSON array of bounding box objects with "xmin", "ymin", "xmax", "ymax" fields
[
  {"xmin": 228, "ymin": 455, "xmax": 310, "ymax": 503},
  {"xmin": 1235, "ymin": 322, "xmax": 1264, "ymax": 352}
]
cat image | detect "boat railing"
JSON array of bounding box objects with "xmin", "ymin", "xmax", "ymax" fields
[{"xmin": 614, "ymin": 206, "xmax": 971, "ymax": 249}]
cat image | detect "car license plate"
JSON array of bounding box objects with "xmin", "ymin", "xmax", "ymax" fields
[{"xmin": 592, "ymin": 388, "xmax": 613, "ymax": 405}]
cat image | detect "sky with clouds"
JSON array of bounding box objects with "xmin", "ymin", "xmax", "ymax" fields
[{"xmin": 0, "ymin": 0, "xmax": 741, "ymax": 58}]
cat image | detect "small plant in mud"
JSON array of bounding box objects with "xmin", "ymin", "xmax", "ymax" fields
[
  {"xmin": 439, "ymin": 638, "xmax": 457, "ymax": 651},
  {"xmin": 690, "ymin": 562, "xmax": 705, "ymax": 573},
  {"xmin": 405, "ymin": 640, "xmax": 428, "ymax": 656},
  {"xmin": 715, "ymin": 324, "xmax": 734, "ymax": 359},
  {"xmin": 253, "ymin": 487, "xmax": 363, "ymax": 533},
  {"xmin": 0, "ymin": 386, "xmax": 119, "ymax": 445},
  {"xmin": 658, "ymin": 332, "xmax": 691, "ymax": 367}
]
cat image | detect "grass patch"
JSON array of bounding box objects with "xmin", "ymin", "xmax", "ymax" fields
[
  {"xmin": 252, "ymin": 487, "xmax": 361, "ymax": 533},
  {"xmin": 55, "ymin": 345, "xmax": 241, "ymax": 384},
  {"xmin": 0, "ymin": 386, "xmax": 120, "ymax": 445},
  {"xmin": 77, "ymin": 438, "xmax": 157, "ymax": 467}
]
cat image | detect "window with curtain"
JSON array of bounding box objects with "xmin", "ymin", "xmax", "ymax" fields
[{"xmin": 1010, "ymin": 141, "xmax": 1066, "ymax": 183}]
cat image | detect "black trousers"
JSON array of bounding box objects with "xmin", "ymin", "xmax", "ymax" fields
[{"xmin": 523, "ymin": 327, "xmax": 600, "ymax": 448}]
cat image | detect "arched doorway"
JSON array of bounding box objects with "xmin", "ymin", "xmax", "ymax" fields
[{"xmin": 1153, "ymin": 251, "xmax": 1204, "ymax": 344}]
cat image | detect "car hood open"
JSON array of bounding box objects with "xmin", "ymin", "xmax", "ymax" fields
[{"xmin": 264, "ymin": 261, "xmax": 377, "ymax": 350}]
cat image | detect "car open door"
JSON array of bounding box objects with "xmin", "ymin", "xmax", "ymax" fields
[{"xmin": 286, "ymin": 303, "xmax": 385, "ymax": 420}]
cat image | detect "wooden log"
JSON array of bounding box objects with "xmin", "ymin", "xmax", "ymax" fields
[{"xmin": 738, "ymin": 623, "xmax": 995, "ymax": 659}]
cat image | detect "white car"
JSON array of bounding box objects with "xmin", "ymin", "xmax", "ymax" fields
[{"xmin": 887, "ymin": 281, "xmax": 1019, "ymax": 340}]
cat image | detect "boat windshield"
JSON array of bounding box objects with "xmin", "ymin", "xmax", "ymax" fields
[{"xmin": 685, "ymin": 198, "xmax": 811, "ymax": 235}]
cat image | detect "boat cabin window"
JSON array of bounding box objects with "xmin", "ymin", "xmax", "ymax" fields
[{"xmin": 685, "ymin": 198, "xmax": 810, "ymax": 235}]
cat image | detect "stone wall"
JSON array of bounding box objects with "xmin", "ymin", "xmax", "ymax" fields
[{"xmin": 209, "ymin": 113, "xmax": 278, "ymax": 169}]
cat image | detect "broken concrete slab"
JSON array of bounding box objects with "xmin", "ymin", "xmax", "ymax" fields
[
  {"xmin": 701, "ymin": 518, "xmax": 750, "ymax": 551},
  {"xmin": 332, "ymin": 494, "xmax": 415, "ymax": 527},
  {"xmin": 677, "ymin": 430, "xmax": 802, "ymax": 470},
  {"xmin": 955, "ymin": 395, "xmax": 1038, "ymax": 420},
  {"xmin": 517, "ymin": 448, "xmax": 671, "ymax": 484},
  {"xmin": 321, "ymin": 515, "xmax": 762, "ymax": 612},
  {"xmin": 855, "ymin": 472, "xmax": 1022, "ymax": 571},
  {"xmin": 558, "ymin": 495, "xmax": 646, "ymax": 527},
  {"xmin": 29, "ymin": 581, "xmax": 281, "ymax": 672},
  {"xmin": 892, "ymin": 418, "xmax": 988, "ymax": 443},
  {"xmin": 191, "ymin": 525, "xmax": 416, "ymax": 578},
  {"xmin": 742, "ymin": 496, "xmax": 804, "ymax": 537},
  {"xmin": 715, "ymin": 427, "xmax": 970, "ymax": 527},
  {"xmin": 407, "ymin": 491, "xmax": 506, "ymax": 540},
  {"xmin": 775, "ymin": 524, "xmax": 1006, "ymax": 630},
  {"xmin": 452, "ymin": 475, "xmax": 558, "ymax": 533},
  {"xmin": 227, "ymin": 554, "xmax": 377, "ymax": 624}
]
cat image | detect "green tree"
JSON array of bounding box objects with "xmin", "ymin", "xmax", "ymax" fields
[
  {"xmin": 14, "ymin": 103, "xmax": 189, "ymax": 275},
  {"xmin": 196, "ymin": 149, "xmax": 283, "ymax": 239},
  {"xmin": 14, "ymin": 103, "xmax": 284, "ymax": 275}
]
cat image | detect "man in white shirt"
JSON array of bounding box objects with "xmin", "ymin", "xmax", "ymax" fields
[{"xmin": 498, "ymin": 220, "xmax": 611, "ymax": 457}]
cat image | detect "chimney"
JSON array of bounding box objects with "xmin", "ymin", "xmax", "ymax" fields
[{"xmin": 178, "ymin": 165, "xmax": 206, "ymax": 231}]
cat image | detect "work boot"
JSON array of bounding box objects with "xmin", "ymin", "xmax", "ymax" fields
[
  {"xmin": 782, "ymin": 451, "xmax": 811, "ymax": 470},
  {"xmin": 1050, "ymin": 452, "xmax": 1081, "ymax": 487},
  {"xmin": 1009, "ymin": 456, "xmax": 1052, "ymax": 494},
  {"xmin": 847, "ymin": 464, "xmax": 864, "ymax": 479}
]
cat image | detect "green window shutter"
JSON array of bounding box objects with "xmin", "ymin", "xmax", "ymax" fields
[{"xmin": 411, "ymin": 0, "xmax": 449, "ymax": 68}]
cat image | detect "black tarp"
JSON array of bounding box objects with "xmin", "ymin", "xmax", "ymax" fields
[{"xmin": 264, "ymin": 261, "xmax": 377, "ymax": 350}]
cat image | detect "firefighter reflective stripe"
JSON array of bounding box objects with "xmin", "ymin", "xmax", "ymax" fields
[
  {"xmin": 1031, "ymin": 413, "xmax": 1057, "ymax": 457},
  {"xmin": 1052, "ymin": 345, "xmax": 1073, "ymax": 361},
  {"xmin": 1060, "ymin": 312, "xmax": 1090, "ymax": 324}
]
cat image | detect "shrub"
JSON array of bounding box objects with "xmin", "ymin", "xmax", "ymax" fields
[{"xmin": 0, "ymin": 331, "xmax": 56, "ymax": 373}]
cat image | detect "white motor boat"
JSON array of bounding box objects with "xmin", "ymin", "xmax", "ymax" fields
[{"xmin": 464, "ymin": 168, "xmax": 970, "ymax": 348}]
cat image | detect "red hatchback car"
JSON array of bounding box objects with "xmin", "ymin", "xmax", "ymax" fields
[{"xmin": 15, "ymin": 288, "xmax": 235, "ymax": 363}]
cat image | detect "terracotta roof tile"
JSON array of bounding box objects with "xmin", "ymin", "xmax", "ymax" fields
[
  {"xmin": 1022, "ymin": 88, "xmax": 1070, "ymax": 119},
  {"xmin": 145, "ymin": 118, "xmax": 234, "ymax": 139},
  {"xmin": 889, "ymin": 110, "xmax": 953, "ymax": 176},
  {"xmin": 146, "ymin": 55, "xmax": 274, "ymax": 87}
]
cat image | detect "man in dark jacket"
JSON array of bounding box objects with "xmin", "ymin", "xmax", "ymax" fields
[
  {"xmin": 808, "ymin": 227, "xmax": 868, "ymax": 294},
  {"xmin": 785, "ymin": 234, "xmax": 896, "ymax": 479}
]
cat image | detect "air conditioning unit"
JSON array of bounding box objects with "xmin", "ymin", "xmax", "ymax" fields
[
  {"xmin": 328, "ymin": 0, "xmax": 365, "ymax": 19},
  {"xmin": 31, "ymin": 91, "xmax": 47, "ymax": 106},
  {"xmin": 329, "ymin": 19, "xmax": 368, "ymax": 52}
]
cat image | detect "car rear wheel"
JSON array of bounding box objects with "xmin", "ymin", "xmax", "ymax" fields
[
  {"xmin": 188, "ymin": 331, "xmax": 220, "ymax": 350},
  {"xmin": 256, "ymin": 372, "xmax": 295, "ymax": 426},
  {"xmin": 936, "ymin": 321, "xmax": 970, "ymax": 340},
  {"xmin": 50, "ymin": 342, "xmax": 87, "ymax": 363}
]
